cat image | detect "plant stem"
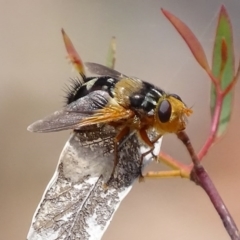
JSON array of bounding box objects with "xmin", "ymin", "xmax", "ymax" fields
[
  {"xmin": 177, "ymin": 131, "xmax": 200, "ymax": 167},
  {"xmin": 178, "ymin": 131, "xmax": 240, "ymax": 240},
  {"xmin": 192, "ymin": 165, "xmax": 240, "ymax": 240},
  {"xmin": 223, "ymin": 59, "xmax": 240, "ymax": 97},
  {"xmin": 159, "ymin": 152, "xmax": 190, "ymax": 172},
  {"xmin": 198, "ymin": 91, "xmax": 223, "ymax": 160}
]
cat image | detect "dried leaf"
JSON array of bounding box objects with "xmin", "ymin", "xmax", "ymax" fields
[
  {"xmin": 210, "ymin": 5, "xmax": 234, "ymax": 138},
  {"xmin": 27, "ymin": 125, "xmax": 162, "ymax": 240}
]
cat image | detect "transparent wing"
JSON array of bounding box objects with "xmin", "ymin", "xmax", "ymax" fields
[
  {"xmin": 27, "ymin": 126, "xmax": 162, "ymax": 240},
  {"xmin": 85, "ymin": 62, "xmax": 127, "ymax": 79},
  {"xmin": 27, "ymin": 90, "xmax": 131, "ymax": 133}
]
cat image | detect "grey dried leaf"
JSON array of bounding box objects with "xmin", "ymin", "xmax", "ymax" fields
[{"xmin": 27, "ymin": 125, "xmax": 162, "ymax": 240}]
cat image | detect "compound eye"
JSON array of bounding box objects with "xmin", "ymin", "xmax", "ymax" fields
[
  {"xmin": 169, "ymin": 93, "xmax": 182, "ymax": 102},
  {"xmin": 158, "ymin": 100, "xmax": 172, "ymax": 123}
]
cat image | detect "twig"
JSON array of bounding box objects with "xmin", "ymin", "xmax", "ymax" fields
[
  {"xmin": 198, "ymin": 91, "xmax": 223, "ymax": 160},
  {"xmin": 193, "ymin": 165, "xmax": 240, "ymax": 240},
  {"xmin": 177, "ymin": 131, "xmax": 240, "ymax": 240},
  {"xmin": 159, "ymin": 152, "xmax": 190, "ymax": 174},
  {"xmin": 177, "ymin": 131, "xmax": 200, "ymax": 167}
]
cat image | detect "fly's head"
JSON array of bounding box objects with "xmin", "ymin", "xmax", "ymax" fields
[{"xmin": 154, "ymin": 93, "xmax": 193, "ymax": 134}]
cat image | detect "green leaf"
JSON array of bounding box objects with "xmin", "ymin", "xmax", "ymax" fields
[
  {"xmin": 211, "ymin": 5, "xmax": 235, "ymax": 138},
  {"xmin": 106, "ymin": 37, "xmax": 116, "ymax": 69}
]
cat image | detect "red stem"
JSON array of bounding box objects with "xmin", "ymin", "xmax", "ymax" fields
[
  {"xmin": 198, "ymin": 91, "xmax": 223, "ymax": 160},
  {"xmin": 159, "ymin": 152, "xmax": 190, "ymax": 171},
  {"xmin": 192, "ymin": 166, "xmax": 240, "ymax": 240},
  {"xmin": 177, "ymin": 132, "xmax": 240, "ymax": 240},
  {"xmin": 206, "ymin": 70, "xmax": 219, "ymax": 89},
  {"xmin": 223, "ymin": 60, "xmax": 240, "ymax": 97}
]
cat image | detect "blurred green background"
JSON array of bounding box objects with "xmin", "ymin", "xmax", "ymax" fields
[{"xmin": 0, "ymin": 1, "xmax": 240, "ymax": 239}]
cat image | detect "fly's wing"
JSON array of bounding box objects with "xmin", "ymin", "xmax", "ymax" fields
[
  {"xmin": 27, "ymin": 126, "xmax": 162, "ymax": 240},
  {"xmin": 27, "ymin": 90, "xmax": 132, "ymax": 133},
  {"xmin": 85, "ymin": 62, "xmax": 127, "ymax": 79}
]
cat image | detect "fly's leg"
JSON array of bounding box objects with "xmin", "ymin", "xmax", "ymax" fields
[
  {"xmin": 138, "ymin": 129, "xmax": 162, "ymax": 182},
  {"xmin": 144, "ymin": 170, "xmax": 188, "ymax": 179},
  {"xmin": 104, "ymin": 127, "xmax": 130, "ymax": 188},
  {"xmin": 138, "ymin": 147, "xmax": 155, "ymax": 182}
]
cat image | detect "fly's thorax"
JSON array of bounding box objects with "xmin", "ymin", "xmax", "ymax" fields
[
  {"xmin": 154, "ymin": 95, "xmax": 193, "ymax": 134},
  {"xmin": 124, "ymin": 81, "xmax": 165, "ymax": 115},
  {"xmin": 66, "ymin": 76, "xmax": 118, "ymax": 105},
  {"xmin": 113, "ymin": 78, "xmax": 143, "ymax": 107}
]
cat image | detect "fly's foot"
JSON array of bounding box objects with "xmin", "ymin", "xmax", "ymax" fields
[
  {"xmin": 151, "ymin": 152, "xmax": 158, "ymax": 162},
  {"xmin": 138, "ymin": 170, "xmax": 145, "ymax": 183},
  {"xmin": 103, "ymin": 174, "xmax": 114, "ymax": 191},
  {"xmin": 138, "ymin": 174, "xmax": 145, "ymax": 183},
  {"xmin": 102, "ymin": 183, "xmax": 109, "ymax": 193}
]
